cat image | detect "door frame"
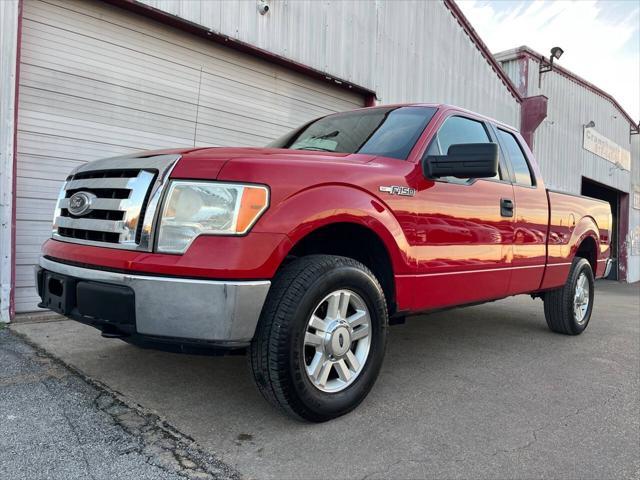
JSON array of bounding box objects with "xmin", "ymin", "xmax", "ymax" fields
[{"xmin": 581, "ymin": 177, "xmax": 628, "ymax": 282}]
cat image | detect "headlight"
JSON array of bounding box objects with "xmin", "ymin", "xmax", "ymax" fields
[{"xmin": 156, "ymin": 181, "xmax": 269, "ymax": 253}]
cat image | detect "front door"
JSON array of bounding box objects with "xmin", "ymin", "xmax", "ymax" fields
[{"xmin": 408, "ymin": 114, "xmax": 515, "ymax": 311}]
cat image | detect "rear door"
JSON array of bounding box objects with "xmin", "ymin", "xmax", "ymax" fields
[{"xmin": 492, "ymin": 127, "xmax": 548, "ymax": 294}]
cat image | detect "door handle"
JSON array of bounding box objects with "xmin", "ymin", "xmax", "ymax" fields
[{"xmin": 500, "ymin": 198, "xmax": 514, "ymax": 217}]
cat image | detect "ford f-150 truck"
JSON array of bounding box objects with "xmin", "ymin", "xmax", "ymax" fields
[{"xmin": 37, "ymin": 104, "xmax": 612, "ymax": 422}]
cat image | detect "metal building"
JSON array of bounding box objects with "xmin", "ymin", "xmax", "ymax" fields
[{"xmin": 497, "ymin": 46, "xmax": 640, "ymax": 283}]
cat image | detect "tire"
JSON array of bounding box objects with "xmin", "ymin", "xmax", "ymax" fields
[
  {"xmin": 249, "ymin": 255, "xmax": 388, "ymax": 422},
  {"xmin": 543, "ymin": 257, "xmax": 595, "ymax": 335}
]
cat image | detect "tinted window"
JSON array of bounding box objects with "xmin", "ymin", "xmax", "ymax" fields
[
  {"xmin": 426, "ymin": 115, "xmax": 501, "ymax": 182},
  {"xmin": 497, "ymin": 129, "xmax": 534, "ymax": 186},
  {"xmin": 268, "ymin": 106, "xmax": 436, "ymax": 160},
  {"xmin": 426, "ymin": 116, "xmax": 490, "ymax": 156}
]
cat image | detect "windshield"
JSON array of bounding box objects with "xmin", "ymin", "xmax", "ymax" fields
[{"xmin": 268, "ymin": 106, "xmax": 437, "ymax": 160}]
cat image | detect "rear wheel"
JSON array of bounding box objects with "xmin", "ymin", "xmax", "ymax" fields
[
  {"xmin": 543, "ymin": 257, "xmax": 594, "ymax": 335},
  {"xmin": 249, "ymin": 255, "xmax": 388, "ymax": 422}
]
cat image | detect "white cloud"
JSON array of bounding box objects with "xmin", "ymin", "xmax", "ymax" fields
[{"xmin": 458, "ymin": 0, "xmax": 640, "ymax": 122}]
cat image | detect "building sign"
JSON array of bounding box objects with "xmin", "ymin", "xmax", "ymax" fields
[
  {"xmin": 634, "ymin": 190, "xmax": 640, "ymax": 210},
  {"xmin": 583, "ymin": 127, "xmax": 631, "ymax": 170}
]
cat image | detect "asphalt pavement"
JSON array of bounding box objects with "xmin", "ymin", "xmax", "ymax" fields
[
  {"xmin": 5, "ymin": 280, "xmax": 640, "ymax": 479},
  {"xmin": 0, "ymin": 327, "xmax": 237, "ymax": 480}
]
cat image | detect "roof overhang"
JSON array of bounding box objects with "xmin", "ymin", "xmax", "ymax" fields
[{"xmin": 101, "ymin": 0, "xmax": 377, "ymax": 103}]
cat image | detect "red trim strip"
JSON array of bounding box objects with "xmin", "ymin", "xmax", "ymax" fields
[
  {"xmin": 101, "ymin": 0, "xmax": 376, "ymax": 101},
  {"xmin": 442, "ymin": 0, "xmax": 522, "ymax": 103},
  {"xmin": 9, "ymin": 0, "xmax": 23, "ymax": 320},
  {"xmin": 397, "ymin": 264, "xmax": 546, "ymax": 278}
]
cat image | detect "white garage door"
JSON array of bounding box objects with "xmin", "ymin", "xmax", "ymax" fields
[{"xmin": 15, "ymin": 0, "xmax": 365, "ymax": 312}]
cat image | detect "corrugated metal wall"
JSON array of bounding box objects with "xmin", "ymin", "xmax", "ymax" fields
[
  {"xmin": 0, "ymin": 0, "xmax": 20, "ymax": 322},
  {"xmin": 138, "ymin": 0, "xmax": 521, "ymax": 127},
  {"xmin": 501, "ymin": 56, "xmax": 631, "ymax": 194}
]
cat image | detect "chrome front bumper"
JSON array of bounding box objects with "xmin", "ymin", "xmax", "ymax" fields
[{"xmin": 37, "ymin": 257, "xmax": 270, "ymax": 343}]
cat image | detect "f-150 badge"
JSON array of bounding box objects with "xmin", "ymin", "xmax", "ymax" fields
[{"xmin": 379, "ymin": 186, "xmax": 416, "ymax": 197}]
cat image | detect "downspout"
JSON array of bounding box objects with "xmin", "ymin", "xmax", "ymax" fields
[
  {"xmin": 10, "ymin": 0, "xmax": 23, "ymax": 320},
  {"xmin": 520, "ymin": 95, "xmax": 548, "ymax": 150}
]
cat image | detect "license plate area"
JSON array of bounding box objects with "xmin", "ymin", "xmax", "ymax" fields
[{"xmin": 41, "ymin": 272, "xmax": 76, "ymax": 314}]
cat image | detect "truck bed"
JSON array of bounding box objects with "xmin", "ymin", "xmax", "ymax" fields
[{"xmin": 543, "ymin": 189, "xmax": 612, "ymax": 289}]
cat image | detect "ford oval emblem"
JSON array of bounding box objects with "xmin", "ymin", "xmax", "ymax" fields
[{"xmin": 68, "ymin": 191, "xmax": 95, "ymax": 216}]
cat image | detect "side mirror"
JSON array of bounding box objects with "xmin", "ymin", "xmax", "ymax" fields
[{"xmin": 423, "ymin": 143, "xmax": 499, "ymax": 179}]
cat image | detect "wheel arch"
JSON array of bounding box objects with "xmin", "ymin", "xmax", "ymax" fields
[
  {"xmin": 570, "ymin": 215, "xmax": 601, "ymax": 274},
  {"xmin": 574, "ymin": 235, "xmax": 598, "ymax": 273},
  {"xmin": 285, "ymin": 221, "xmax": 398, "ymax": 314},
  {"xmin": 254, "ymin": 184, "xmax": 413, "ymax": 313}
]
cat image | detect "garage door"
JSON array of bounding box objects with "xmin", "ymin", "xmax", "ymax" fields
[{"xmin": 15, "ymin": 0, "xmax": 365, "ymax": 312}]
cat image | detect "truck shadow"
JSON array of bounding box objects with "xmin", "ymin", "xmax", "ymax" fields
[{"xmin": 80, "ymin": 295, "xmax": 555, "ymax": 425}]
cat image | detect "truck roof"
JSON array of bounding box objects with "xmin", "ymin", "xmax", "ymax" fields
[{"xmin": 350, "ymin": 103, "xmax": 519, "ymax": 133}]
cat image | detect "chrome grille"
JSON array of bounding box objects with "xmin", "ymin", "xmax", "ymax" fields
[{"xmin": 52, "ymin": 154, "xmax": 180, "ymax": 251}]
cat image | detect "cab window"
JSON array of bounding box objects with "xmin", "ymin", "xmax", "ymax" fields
[
  {"xmin": 497, "ymin": 129, "xmax": 535, "ymax": 186},
  {"xmin": 426, "ymin": 116, "xmax": 501, "ymax": 182}
]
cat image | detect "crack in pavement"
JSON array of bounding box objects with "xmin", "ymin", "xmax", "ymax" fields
[
  {"xmin": 490, "ymin": 385, "xmax": 624, "ymax": 457},
  {"xmin": 6, "ymin": 329, "xmax": 240, "ymax": 480},
  {"xmin": 359, "ymin": 387, "xmax": 627, "ymax": 480},
  {"xmin": 94, "ymin": 392, "xmax": 238, "ymax": 480},
  {"xmin": 41, "ymin": 378, "xmax": 99, "ymax": 480}
]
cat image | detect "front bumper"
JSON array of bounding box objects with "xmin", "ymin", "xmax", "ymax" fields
[{"xmin": 36, "ymin": 257, "xmax": 270, "ymax": 349}]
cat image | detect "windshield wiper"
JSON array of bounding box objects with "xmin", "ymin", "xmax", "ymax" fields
[
  {"xmin": 296, "ymin": 147, "xmax": 335, "ymax": 152},
  {"xmin": 312, "ymin": 130, "xmax": 339, "ymax": 140}
]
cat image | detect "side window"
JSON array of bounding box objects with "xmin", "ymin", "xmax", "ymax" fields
[
  {"xmin": 426, "ymin": 116, "xmax": 501, "ymax": 182},
  {"xmin": 497, "ymin": 129, "xmax": 535, "ymax": 186},
  {"xmin": 427, "ymin": 116, "xmax": 490, "ymax": 155}
]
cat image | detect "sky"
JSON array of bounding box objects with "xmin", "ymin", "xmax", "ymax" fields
[{"xmin": 457, "ymin": 0, "xmax": 640, "ymax": 122}]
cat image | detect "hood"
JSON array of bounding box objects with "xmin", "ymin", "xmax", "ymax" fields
[{"xmin": 170, "ymin": 147, "xmax": 375, "ymax": 179}]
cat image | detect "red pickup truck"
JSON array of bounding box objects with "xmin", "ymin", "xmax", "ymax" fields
[{"xmin": 37, "ymin": 104, "xmax": 612, "ymax": 421}]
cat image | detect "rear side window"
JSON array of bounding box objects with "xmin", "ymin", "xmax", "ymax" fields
[{"xmin": 497, "ymin": 129, "xmax": 535, "ymax": 186}]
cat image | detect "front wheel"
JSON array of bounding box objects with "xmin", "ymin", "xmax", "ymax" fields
[
  {"xmin": 543, "ymin": 257, "xmax": 595, "ymax": 335},
  {"xmin": 249, "ymin": 255, "xmax": 388, "ymax": 422}
]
